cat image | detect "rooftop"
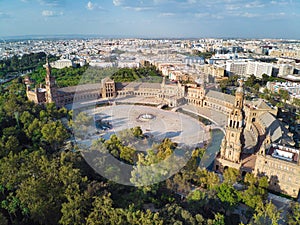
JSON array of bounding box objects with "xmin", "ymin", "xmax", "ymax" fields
[
  {"xmin": 267, "ymin": 144, "xmax": 299, "ymax": 163},
  {"xmin": 58, "ymin": 83, "xmax": 101, "ymax": 94},
  {"xmin": 206, "ymin": 90, "xmax": 235, "ymax": 104},
  {"xmin": 122, "ymin": 82, "xmax": 162, "ymax": 90}
]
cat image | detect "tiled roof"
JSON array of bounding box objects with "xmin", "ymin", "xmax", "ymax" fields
[
  {"xmin": 58, "ymin": 83, "xmax": 101, "ymax": 94},
  {"xmin": 259, "ymin": 112, "xmax": 282, "ymax": 142},
  {"xmin": 206, "ymin": 90, "xmax": 235, "ymax": 104},
  {"xmin": 253, "ymin": 99, "xmax": 273, "ymax": 110},
  {"xmin": 122, "ymin": 82, "xmax": 162, "ymax": 89}
]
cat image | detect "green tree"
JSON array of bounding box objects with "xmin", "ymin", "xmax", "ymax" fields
[
  {"xmin": 86, "ymin": 193, "xmax": 123, "ymax": 225},
  {"xmin": 217, "ymin": 183, "xmax": 240, "ymax": 214},
  {"xmin": 211, "ymin": 213, "xmax": 225, "ymax": 225},
  {"xmin": 261, "ymin": 74, "xmax": 270, "ymax": 85},
  {"xmin": 72, "ymin": 112, "xmax": 94, "ymax": 139},
  {"xmin": 252, "ymin": 201, "xmax": 281, "ymax": 225},
  {"xmin": 119, "ymin": 145, "xmax": 136, "ymax": 164},
  {"xmin": 293, "ymin": 98, "xmax": 300, "ymax": 107},
  {"xmin": 59, "ymin": 183, "xmax": 86, "ymax": 225},
  {"xmin": 131, "ymin": 126, "xmax": 143, "ymax": 137},
  {"xmin": 4, "ymin": 136, "xmax": 20, "ymax": 154},
  {"xmin": 25, "ymin": 118, "xmax": 43, "ymax": 144},
  {"xmin": 14, "ymin": 150, "xmax": 86, "ymax": 225},
  {"xmin": 223, "ymin": 168, "xmax": 240, "ymax": 185},
  {"xmin": 241, "ymin": 174, "xmax": 268, "ymax": 210},
  {"xmin": 278, "ymin": 89, "xmax": 290, "ymax": 103},
  {"xmin": 196, "ymin": 168, "xmax": 220, "ymax": 190},
  {"xmin": 287, "ymin": 202, "xmax": 300, "ymax": 225},
  {"xmin": 41, "ymin": 120, "xmax": 69, "ymax": 150},
  {"xmin": 245, "ymin": 75, "xmax": 258, "ymax": 87},
  {"xmin": 20, "ymin": 111, "xmax": 34, "ymax": 128},
  {"xmin": 253, "ymin": 83, "xmax": 261, "ymax": 92}
]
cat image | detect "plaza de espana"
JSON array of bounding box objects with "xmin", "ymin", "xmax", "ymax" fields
[{"xmin": 26, "ymin": 60, "xmax": 300, "ymax": 198}]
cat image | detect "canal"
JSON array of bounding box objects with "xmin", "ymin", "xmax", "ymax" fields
[
  {"xmin": 199, "ymin": 128, "xmax": 224, "ymax": 170},
  {"xmin": 176, "ymin": 107, "xmax": 225, "ymax": 170}
]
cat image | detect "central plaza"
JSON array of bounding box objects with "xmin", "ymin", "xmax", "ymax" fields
[{"xmin": 89, "ymin": 104, "xmax": 210, "ymax": 149}]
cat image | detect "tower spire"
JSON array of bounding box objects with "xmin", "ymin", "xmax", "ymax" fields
[
  {"xmin": 45, "ymin": 55, "xmax": 52, "ymax": 78},
  {"xmin": 45, "ymin": 55, "xmax": 57, "ymax": 104},
  {"xmin": 219, "ymin": 78, "xmax": 245, "ymax": 164}
]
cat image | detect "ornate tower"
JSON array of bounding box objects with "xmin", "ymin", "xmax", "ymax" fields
[
  {"xmin": 45, "ymin": 57, "xmax": 57, "ymax": 104},
  {"xmin": 101, "ymin": 77, "xmax": 116, "ymax": 99},
  {"xmin": 258, "ymin": 133, "xmax": 271, "ymax": 156},
  {"xmin": 199, "ymin": 81, "xmax": 206, "ymax": 107},
  {"xmin": 220, "ymin": 79, "xmax": 245, "ymax": 163}
]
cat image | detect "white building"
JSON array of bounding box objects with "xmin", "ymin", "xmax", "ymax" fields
[
  {"xmin": 226, "ymin": 60, "xmax": 248, "ymax": 76},
  {"xmin": 246, "ymin": 61, "xmax": 273, "ymax": 78},
  {"xmin": 89, "ymin": 61, "xmax": 116, "ymax": 68},
  {"xmin": 183, "ymin": 56, "xmax": 205, "ymax": 65},
  {"xmin": 50, "ymin": 59, "xmax": 75, "ymax": 69},
  {"xmin": 278, "ymin": 64, "xmax": 294, "ymax": 76},
  {"xmin": 117, "ymin": 61, "xmax": 140, "ymax": 68}
]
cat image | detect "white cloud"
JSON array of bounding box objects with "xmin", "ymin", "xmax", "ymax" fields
[
  {"xmin": 42, "ymin": 10, "xmax": 63, "ymax": 17},
  {"xmin": 194, "ymin": 12, "xmax": 209, "ymax": 18},
  {"xmin": 270, "ymin": 0, "xmax": 289, "ymax": 5},
  {"xmin": 241, "ymin": 12, "xmax": 259, "ymax": 18},
  {"xmin": 87, "ymin": 1, "xmax": 95, "ymax": 10},
  {"xmin": 245, "ymin": 1, "xmax": 264, "ymax": 8},
  {"xmin": 113, "ymin": 0, "xmax": 123, "ymax": 6},
  {"xmin": 268, "ymin": 12, "xmax": 286, "ymax": 17},
  {"xmin": 153, "ymin": 0, "xmax": 168, "ymax": 4},
  {"xmin": 211, "ymin": 14, "xmax": 224, "ymax": 19},
  {"xmin": 38, "ymin": 0, "xmax": 64, "ymax": 7},
  {"xmin": 124, "ymin": 6, "xmax": 153, "ymax": 11},
  {"xmin": 0, "ymin": 12, "xmax": 11, "ymax": 19},
  {"xmin": 226, "ymin": 4, "xmax": 240, "ymax": 10},
  {"xmin": 159, "ymin": 12, "xmax": 175, "ymax": 17}
]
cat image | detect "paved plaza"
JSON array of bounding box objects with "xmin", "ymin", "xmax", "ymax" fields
[
  {"xmin": 181, "ymin": 104, "xmax": 227, "ymax": 127},
  {"xmin": 90, "ymin": 105, "xmax": 210, "ymax": 148}
]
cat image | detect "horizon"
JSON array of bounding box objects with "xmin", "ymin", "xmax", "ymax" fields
[
  {"xmin": 2, "ymin": 33, "xmax": 300, "ymax": 41},
  {"xmin": 1, "ymin": 0, "xmax": 300, "ymax": 39}
]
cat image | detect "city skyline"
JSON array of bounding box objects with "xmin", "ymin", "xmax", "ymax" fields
[{"xmin": 1, "ymin": 0, "xmax": 300, "ymax": 39}]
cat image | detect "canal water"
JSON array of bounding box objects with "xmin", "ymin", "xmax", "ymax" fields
[
  {"xmin": 176, "ymin": 108, "xmax": 225, "ymax": 170},
  {"xmin": 199, "ymin": 128, "xmax": 224, "ymax": 170}
]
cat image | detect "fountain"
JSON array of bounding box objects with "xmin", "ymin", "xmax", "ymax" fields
[{"xmin": 138, "ymin": 113, "xmax": 155, "ymax": 121}]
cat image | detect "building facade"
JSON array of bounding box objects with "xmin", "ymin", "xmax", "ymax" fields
[
  {"xmin": 255, "ymin": 141, "xmax": 300, "ymax": 198},
  {"xmin": 26, "ymin": 62, "xmax": 299, "ymax": 198}
]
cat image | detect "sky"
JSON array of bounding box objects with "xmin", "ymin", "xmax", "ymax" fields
[{"xmin": 0, "ymin": 0, "xmax": 300, "ymax": 39}]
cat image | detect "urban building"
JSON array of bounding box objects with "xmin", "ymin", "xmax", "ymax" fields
[
  {"xmin": 50, "ymin": 59, "xmax": 75, "ymax": 69},
  {"xmin": 278, "ymin": 64, "xmax": 295, "ymax": 77},
  {"xmin": 226, "ymin": 61, "xmax": 248, "ymax": 76},
  {"xmin": 246, "ymin": 61, "xmax": 273, "ymax": 78},
  {"xmin": 255, "ymin": 142, "xmax": 300, "ymax": 198}
]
